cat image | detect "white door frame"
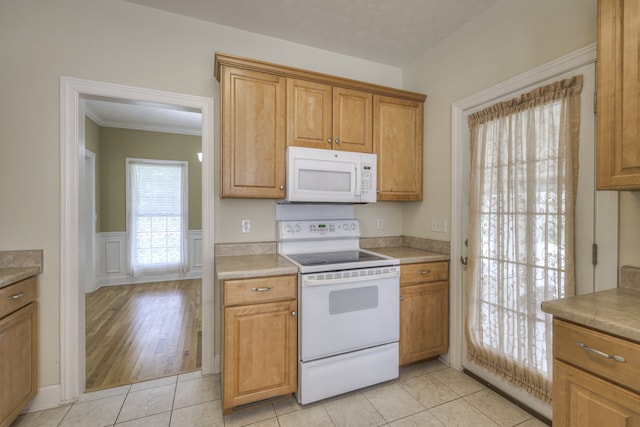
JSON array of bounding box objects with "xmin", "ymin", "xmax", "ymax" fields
[
  {"xmin": 449, "ymin": 44, "xmax": 602, "ymax": 370},
  {"xmin": 82, "ymin": 149, "xmax": 97, "ymax": 294},
  {"xmin": 60, "ymin": 77, "xmax": 215, "ymax": 403}
]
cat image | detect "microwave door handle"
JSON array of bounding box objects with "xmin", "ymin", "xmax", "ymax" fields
[{"xmin": 354, "ymin": 165, "xmax": 362, "ymax": 196}]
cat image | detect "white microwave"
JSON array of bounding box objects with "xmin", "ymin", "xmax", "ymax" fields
[{"xmin": 285, "ymin": 146, "xmax": 377, "ymax": 203}]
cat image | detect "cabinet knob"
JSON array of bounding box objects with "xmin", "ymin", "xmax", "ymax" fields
[
  {"xmin": 335, "ymin": 138, "xmax": 340, "ymax": 144},
  {"xmin": 399, "ymin": 296, "xmax": 404, "ymax": 302},
  {"xmin": 291, "ymin": 311, "xmax": 297, "ymax": 317},
  {"xmin": 279, "ymin": 185, "xmax": 285, "ymax": 190},
  {"xmin": 251, "ymin": 286, "xmax": 272, "ymax": 292},
  {"xmin": 327, "ymin": 138, "xmax": 333, "ymax": 144},
  {"xmin": 418, "ymin": 270, "xmax": 431, "ymax": 275}
]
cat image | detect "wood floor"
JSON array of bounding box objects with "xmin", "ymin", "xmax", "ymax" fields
[{"xmin": 85, "ymin": 279, "xmax": 201, "ymax": 391}]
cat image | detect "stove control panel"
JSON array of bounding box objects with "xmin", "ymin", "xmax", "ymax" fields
[{"xmin": 278, "ymin": 219, "xmax": 360, "ymax": 240}]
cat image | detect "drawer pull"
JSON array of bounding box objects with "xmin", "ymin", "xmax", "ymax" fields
[
  {"xmin": 576, "ymin": 342, "xmax": 627, "ymax": 363},
  {"xmin": 418, "ymin": 270, "xmax": 432, "ymax": 275},
  {"xmin": 250, "ymin": 286, "xmax": 273, "ymax": 292},
  {"xmin": 7, "ymin": 291, "xmax": 25, "ymax": 300}
]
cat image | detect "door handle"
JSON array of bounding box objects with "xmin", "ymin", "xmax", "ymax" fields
[{"xmin": 460, "ymin": 256, "xmax": 468, "ymax": 265}]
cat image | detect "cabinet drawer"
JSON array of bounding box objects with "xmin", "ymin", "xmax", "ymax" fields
[
  {"xmin": 0, "ymin": 276, "xmax": 37, "ymax": 318},
  {"xmin": 554, "ymin": 319, "xmax": 640, "ymax": 393},
  {"xmin": 401, "ymin": 262, "xmax": 448, "ymax": 285},
  {"xmin": 224, "ymin": 275, "xmax": 296, "ymax": 306}
]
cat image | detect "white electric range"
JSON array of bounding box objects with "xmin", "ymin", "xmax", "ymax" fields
[{"xmin": 277, "ymin": 219, "xmax": 400, "ymax": 405}]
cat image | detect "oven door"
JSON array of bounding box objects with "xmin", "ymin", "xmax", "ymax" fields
[{"xmin": 299, "ymin": 266, "xmax": 399, "ymax": 361}]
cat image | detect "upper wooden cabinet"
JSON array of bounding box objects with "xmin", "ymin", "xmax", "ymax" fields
[
  {"xmin": 219, "ymin": 65, "xmax": 286, "ymax": 198},
  {"xmin": 596, "ymin": 0, "xmax": 640, "ymax": 190},
  {"xmin": 215, "ymin": 53, "xmax": 426, "ymax": 199},
  {"xmin": 374, "ymin": 95, "xmax": 423, "ymax": 201},
  {"xmin": 287, "ymin": 80, "xmax": 373, "ymax": 152}
]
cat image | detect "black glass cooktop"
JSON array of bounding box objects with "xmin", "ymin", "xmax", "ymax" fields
[{"xmin": 287, "ymin": 250, "xmax": 387, "ymax": 267}]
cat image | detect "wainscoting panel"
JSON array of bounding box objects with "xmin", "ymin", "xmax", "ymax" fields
[{"xmin": 94, "ymin": 230, "xmax": 202, "ymax": 289}]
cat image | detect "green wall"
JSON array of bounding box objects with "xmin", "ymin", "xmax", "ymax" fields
[
  {"xmin": 85, "ymin": 117, "xmax": 102, "ymax": 231},
  {"xmin": 96, "ymin": 126, "xmax": 202, "ymax": 232}
]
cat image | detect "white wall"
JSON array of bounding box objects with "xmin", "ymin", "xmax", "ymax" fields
[
  {"xmin": 401, "ymin": 0, "xmax": 598, "ymax": 241},
  {"xmin": 0, "ymin": 0, "xmax": 404, "ymax": 388},
  {"xmin": 619, "ymin": 192, "xmax": 640, "ymax": 266}
]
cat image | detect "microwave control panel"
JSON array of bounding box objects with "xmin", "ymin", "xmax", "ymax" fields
[{"xmin": 361, "ymin": 165, "xmax": 372, "ymax": 193}]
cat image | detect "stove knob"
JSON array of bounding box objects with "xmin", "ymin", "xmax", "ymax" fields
[
  {"xmin": 295, "ymin": 224, "xmax": 301, "ymax": 232},
  {"xmin": 285, "ymin": 224, "xmax": 293, "ymax": 233},
  {"xmin": 343, "ymin": 223, "xmax": 350, "ymax": 230},
  {"xmin": 350, "ymin": 223, "xmax": 357, "ymax": 231}
]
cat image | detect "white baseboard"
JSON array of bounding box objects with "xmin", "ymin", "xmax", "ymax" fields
[
  {"xmin": 213, "ymin": 353, "xmax": 221, "ymax": 375},
  {"xmin": 23, "ymin": 384, "xmax": 64, "ymax": 413}
]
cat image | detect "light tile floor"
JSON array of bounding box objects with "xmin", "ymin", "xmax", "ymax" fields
[{"xmin": 12, "ymin": 360, "xmax": 550, "ymax": 427}]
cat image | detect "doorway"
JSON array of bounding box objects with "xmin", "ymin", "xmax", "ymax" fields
[
  {"xmin": 60, "ymin": 77, "xmax": 215, "ymax": 402},
  {"xmin": 450, "ymin": 45, "xmax": 618, "ymax": 419}
]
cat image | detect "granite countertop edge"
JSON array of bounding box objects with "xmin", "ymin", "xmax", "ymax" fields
[
  {"xmin": 541, "ymin": 287, "xmax": 640, "ymax": 343},
  {"xmin": 368, "ymin": 247, "xmax": 450, "ymax": 264},
  {"xmin": 215, "ymin": 247, "xmax": 450, "ymax": 280},
  {"xmin": 0, "ymin": 267, "xmax": 41, "ymax": 289}
]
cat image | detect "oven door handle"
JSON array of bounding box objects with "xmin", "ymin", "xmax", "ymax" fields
[{"xmin": 302, "ymin": 270, "xmax": 399, "ymax": 287}]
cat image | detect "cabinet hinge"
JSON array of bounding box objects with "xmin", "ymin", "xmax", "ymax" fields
[{"xmin": 592, "ymin": 243, "xmax": 598, "ymax": 266}]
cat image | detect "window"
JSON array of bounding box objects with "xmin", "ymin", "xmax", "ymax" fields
[
  {"xmin": 127, "ymin": 159, "xmax": 188, "ymax": 275},
  {"xmin": 465, "ymin": 76, "xmax": 583, "ymax": 403}
]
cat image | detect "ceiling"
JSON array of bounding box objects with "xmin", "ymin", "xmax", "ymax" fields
[
  {"xmin": 126, "ymin": 0, "xmax": 498, "ymax": 66},
  {"xmin": 91, "ymin": 0, "xmax": 498, "ymax": 134},
  {"xmin": 84, "ymin": 97, "xmax": 202, "ymax": 136}
]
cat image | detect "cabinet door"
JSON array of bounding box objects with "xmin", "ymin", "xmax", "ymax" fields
[
  {"xmin": 597, "ymin": 0, "xmax": 640, "ymax": 189},
  {"xmin": 0, "ymin": 303, "xmax": 37, "ymax": 427},
  {"xmin": 221, "ymin": 66, "xmax": 286, "ymax": 198},
  {"xmin": 399, "ymin": 281, "xmax": 448, "ymax": 365},
  {"xmin": 287, "ymin": 79, "xmax": 333, "ymax": 150},
  {"xmin": 223, "ymin": 300, "xmax": 297, "ymax": 410},
  {"xmin": 374, "ymin": 95, "xmax": 423, "ymax": 200},
  {"xmin": 333, "ymin": 87, "xmax": 373, "ymax": 153},
  {"xmin": 554, "ymin": 360, "xmax": 640, "ymax": 427}
]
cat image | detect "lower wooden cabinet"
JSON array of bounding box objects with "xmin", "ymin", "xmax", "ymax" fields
[
  {"xmin": 552, "ymin": 319, "xmax": 640, "ymax": 426},
  {"xmin": 399, "ymin": 262, "xmax": 448, "ymax": 365},
  {"xmin": 0, "ymin": 276, "xmax": 38, "ymax": 427},
  {"xmin": 554, "ymin": 360, "xmax": 640, "ymax": 426},
  {"xmin": 222, "ymin": 275, "xmax": 297, "ymax": 412}
]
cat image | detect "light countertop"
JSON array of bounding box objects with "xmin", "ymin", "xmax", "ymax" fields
[
  {"xmin": 0, "ymin": 267, "xmax": 40, "ymax": 289},
  {"xmin": 369, "ymin": 247, "xmax": 450, "ymax": 264},
  {"xmin": 541, "ymin": 287, "xmax": 640, "ymax": 343},
  {"xmin": 215, "ymin": 254, "xmax": 298, "ymax": 280},
  {"xmin": 215, "ymin": 247, "xmax": 450, "ymax": 280}
]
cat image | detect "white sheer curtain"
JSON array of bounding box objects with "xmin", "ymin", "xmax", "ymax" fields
[
  {"xmin": 127, "ymin": 159, "xmax": 188, "ymax": 276},
  {"xmin": 465, "ymin": 76, "xmax": 582, "ymax": 402}
]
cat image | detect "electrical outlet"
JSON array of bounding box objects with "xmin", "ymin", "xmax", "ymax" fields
[
  {"xmin": 241, "ymin": 219, "xmax": 251, "ymax": 233},
  {"xmin": 376, "ymin": 218, "xmax": 384, "ymax": 230},
  {"xmin": 431, "ymin": 219, "xmax": 447, "ymax": 233}
]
